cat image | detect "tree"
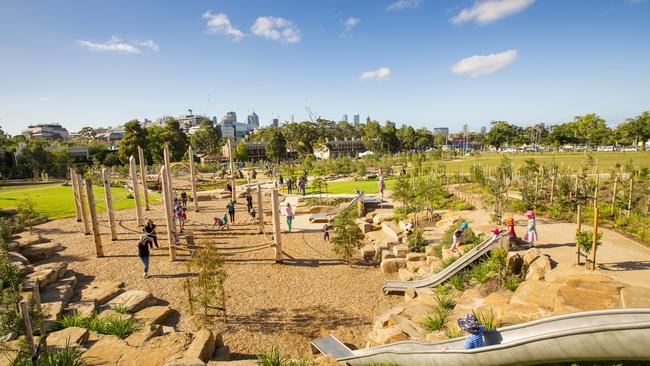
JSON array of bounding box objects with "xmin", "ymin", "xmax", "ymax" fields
[
  {"xmin": 617, "ymin": 111, "xmax": 650, "ymax": 150},
  {"xmin": 161, "ymin": 119, "xmax": 189, "ymax": 161},
  {"xmin": 146, "ymin": 125, "xmax": 165, "ymax": 164},
  {"xmin": 185, "ymin": 241, "xmax": 227, "ymax": 327},
  {"xmin": 488, "ymin": 156, "xmax": 512, "ymax": 223},
  {"xmin": 16, "ymin": 198, "xmax": 38, "ymax": 234},
  {"xmin": 78, "ymin": 127, "xmax": 97, "ymax": 140},
  {"xmin": 118, "ymin": 120, "xmax": 147, "ymax": 163},
  {"xmin": 233, "ymin": 141, "xmax": 249, "ymax": 161},
  {"xmin": 191, "ymin": 119, "xmax": 222, "ymax": 156},
  {"xmin": 265, "ymin": 129, "xmax": 287, "ymax": 162},
  {"xmin": 331, "ymin": 208, "xmax": 365, "ymax": 265},
  {"xmin": 48, "ymin": 145, "xmax": 71, "ymax": 178},
  {"xmin": 17, "ymin": 140, "xmax": 49, "ymax": 178},
  {"xmin": 485, "ymin": 121, "xmax": 520, "ymax": 150},
  {"xmin": 396, "ymin": 126, "xmax": 418, "ymax": 151},
  {"xmin": 362, "ymin": 120, "xmax": 384, "ymax": 152},
  {"xmin": 381, "ymin": 122, "xmax": 400, "ymax": 153}
]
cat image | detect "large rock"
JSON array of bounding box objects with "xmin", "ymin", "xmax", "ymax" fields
[
  {"xmin": 373, "ymin": 213, "xmax": 395, "ymax": 224},
  {"xmin": 134, "ymin": 306, "xmax": 174, "ymax": 325},
  {"xmin": 563, "ymin": 274, "xmax": 627, "ymax": 296},
  {"xmin": 392, "ymin": 245, "xmax": 409, "ymax": 258},
  {"xmin": 164, "ymin": 358, "xmax": 205, "ymax": 366},
  {"xmin": 67, "ymin": 300, "xmax": 97, "ymax": 317},
  {"xmin": 367, "ymin": 326, "xmax": 408, "ymax": 346},
  {"xmin": 507, "ymin": 253, "xmax": 523, "ymax": 274},
  {"xmin": 477, "ymin": 289, "xmax": 513, "ymax": 314},
  {"xmin": 621, "ymin": 287, "xmax": 650, "ymax": 308},
  {"xmin": 387, "ymin": 315, "xmax": 425, "ymax": 339},
  {"xmin": 33, "ymin": 262, "xmax": 68, "ymax": 280},
  {"xmin": 406, "ymin": 253, "xmax": 426, "ymax": 262},
  {"xmin": 185, "ymin": 329, "xmax": 216, "ymax": 363},
  {"xmin": 424, "ymin": 245, "xmax": 438, "ymax": 257},
  {"xmin": 357, "ymin": 220, "xmax": 374, "ymax": 234},
  {"xmin": 46, "ymin": 327, "xmax": 89, "ymax": 351},
  {"xmin": 380, "ymin": 258, "xmax": 406, "ymax": 274},
  {"xmin": 42, "ymin": 301, "xmax": 64, "ymax": 325},
  {"xmin": 525, "ymin": 255, "xmax": 552, "ymax": 281},
  {"xmin": 360, "ymin": 245, "xmax": 376, "ymax": 261},
  {"xmin": 82, "ymin": 335, "xmax": 133, "ymax": 365},
  {"xmin": 8, "ymin": 251, "xmax": 29, "ymax": 265},
  {"xmin": 41, "ymin": 284, "xmax": 74, "ymax": 305},
  {"xmin": 406, "ymin": 260, "xmax": 425, "ymax": 272},
  {"xmin": 398, "ymin": 268, "xmax": 414, "ymax": 281},
  {"xmin": 20, "ymin": 243, "xmax": 62, "ymax": 262},
  {"xmin": 382, "ymin": 221, "xmax": 403, "ymax": 242},
  {"xmin": 81, "ymin": 281, "xmax": 124, "ymax": 305},
  {"xmin": 510, "ymin": 281, "xmax": 560, "ymax": 310},
  {"xmin": 105, "ymin": 290, "xmax": 153, "ymax": 313},
  {"xmin": 522, "ymin": 248, "xmax": 542, "ymax": 267},
  {"xmin": 544, "ymin": 263, "xmax": 586, "ymax": 284},
  {"xmin": 25, "ymin": 269, "xmax": 58, "ymax": 288},
  {"xmin": 497, "ymin": 303, "xmax": 551, "ymax": 325},
  {"xmin": 401, "ymin": 302, "xmax": 436, "ymax": 324},
  {"xmin": 125, "ymin": 324, "xmax": 163, "ymax": 347},
  {"xmin": 98, "ymin": 309, "xmax": 132, "ymax": 322},
  {"xmin": 374, "ymin": 306, "xmax": 405, "ymax": 329},
  {"xmin": 554, "ymin": 285, "xmax": 621, "ymax": 313}
]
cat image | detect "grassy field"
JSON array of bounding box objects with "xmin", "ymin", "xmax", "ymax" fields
[
  {"xmin": 0, "ymin": 183, "xmax": 162, "ymax": 220},
  {"xmin": 313, "ymin": 178, "xmax": 395, "ymax": 195},
  {"xmin": 432, "ymin": 151, "xmax": 650, "ymax": 173}
]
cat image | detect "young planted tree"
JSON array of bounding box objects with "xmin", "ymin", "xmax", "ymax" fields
[
  {"xmin": 519, "ymin": 158, "xmax": 540, "ymax": 209},
  {"xmin": 16, "ymin": 198, "xmax": 39, "ymax": 234},
  {"xmin": 488, "ymin": 156, "xmax": 512, "ymax": 223},
  {"xmin": 185, "ymin": 242, "xmax": 227, "ymax": 328},
  {"xmin": 331, "ymin": 208, "xmax": 365, "ymax": 265}
]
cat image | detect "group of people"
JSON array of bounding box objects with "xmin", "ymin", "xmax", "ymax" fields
[{"xmin": 449, "ymin": 210, "xmax": 538, "ymax": 253}]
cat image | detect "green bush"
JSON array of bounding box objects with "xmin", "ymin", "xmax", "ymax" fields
[
  {"xmin": 420, "ymin": 307, "xmax": 451, "ymax": 332},
  {"xmin": 57, "ymin": 313, "xmax": 140, "ymax": 339},
  {"xmin": 576, "ymin": 229, "xmax": 602, "ymax": 254},
  {"xmin": 434, "ymin": 291, "xmax": 455, "ymax": 311},
  {"xmin": 469, "ymin": 262, "xmax": 491, "ymax": 284},
  {"xmin": 407, "ymin": 228, "xmax": 426, "ymax": 253},
  {"xmin": 39, "ymin": 342, "xmax": 86, "ymax": 366},
  {"xmin": 502, "ymin": 274, "xmax": 520, "ymax": 291},
  {"xmin": 473, "ymin": 309, "xmax": 500, "ymax": 331},
  {"xmin": 255, "ymin": 346, "xmax": 312, "ymax": 366},
  {"xmin": 113, "ymin": 303, "xmax": 129, "ymax": 315}
]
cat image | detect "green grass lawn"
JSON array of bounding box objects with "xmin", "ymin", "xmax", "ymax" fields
[
  {"xmin": 0, "ymin": 183, "xmax": 162, "ymax": 220},
  {"xmin": 430, "ymin": 151, "xmax": 650, "ymax": 173},
  {"xmin": 311, "ymin": 178, "xmax": 395, "ymax": 195}
]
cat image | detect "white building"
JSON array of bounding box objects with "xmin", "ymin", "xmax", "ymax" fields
[{"xmin": 22, "ymin": 124, "xmax": 70, "ymax": 140}]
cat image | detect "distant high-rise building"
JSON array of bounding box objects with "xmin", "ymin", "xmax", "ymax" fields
[
  {"xmin": 366, "ymin": 115, "xmax": 371, "ymax": 123},
  {"xmin": 353, "ymin": 113, "xmax": 360, "ymax": 125},
  {"xmin": 342, "ymin": 114, "xmax": 348, "ymax": 123},
  {"xmin": 222, "ymin": 112, "xmax": 237, "ymax": 124},
  {"xmin": 433, "ymin": 127, "xmax": 449, "ymax": 136},
  {"xmin": 463, "ymin": 124, "xmax": 469, "ymax": 135},
  {"xmin": 247, "ymin": 112, "xmax": 259, "ymax": 128},
  {"xmin": 480, "ymin": 126, "xmax": 487, "ymax": 135},
  {"xmin": 272, "ymin": 118, "xmax": 279, "ymax": 128}
]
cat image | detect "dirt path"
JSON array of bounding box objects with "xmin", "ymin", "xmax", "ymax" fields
[{"xmin": 32, "ymin": 196, "xmax": 398, "ymax": 359}]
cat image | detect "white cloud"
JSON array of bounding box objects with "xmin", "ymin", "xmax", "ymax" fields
[
  {"xmin": 387, "ymin": 0, "xmax": 421, "ymax": 11},
  {"xmin": 451, "ymin": 50, "xmax": 518, "ymax": 78},
  {"xmin": 452, "ymin": 0, "xmax": 534, "ymax": 25},
  {"xmin": 360, "ymin": 67, "xmax": 391, "ymax": 81},
  {"xmin": 77, "ymin": 36, "xmax": 142, "ymax": 53},
  {"xmin": 251, "ymin": 16, "xmax": 301, "ymax": 43},
  {"xmin": 344, "ymin": 17, "xmax": 361, "ymax": 30},
  {"xmin": 202, "ymin": 11, "xmax": 244, "ymax": 41},
  {"xmin": 137, "ymin": 40, "xmax": 159, "ymax": 52}
]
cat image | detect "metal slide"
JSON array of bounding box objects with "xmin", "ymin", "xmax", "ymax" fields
[
  {"xmin": 383, "ymin": 232, "xmax": 505, "ymax": 294},
  {"xmin": 309, "ymin": 193, "xmax": 365, "ymax": 221},
  {"xmin": 312, "ymin": 308, "xmax": 650, "ymax": 366}
]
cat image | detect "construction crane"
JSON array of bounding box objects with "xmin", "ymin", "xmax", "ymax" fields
[{"xmin": 305, "ymin": 105, "xmax": 315, "ymax": 123}]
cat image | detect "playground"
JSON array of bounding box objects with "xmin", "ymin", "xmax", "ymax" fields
[{"xmin": 3, "ymin": 146, "xmax": 650, "ymax": 365}]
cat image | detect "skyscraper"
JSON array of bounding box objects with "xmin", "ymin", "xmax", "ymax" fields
[
  {"xmin": 222, "ymin": 112, "xmax": 237, "ymax": 124},
  {"xmin": 247, "ymin": 112, "xmax": 259, "ymax": 128},
  {"xmin": 272, "ymin": 118, "xmax": 279, "ymax": 128},
  {"xmin": 342, "ymin": 114, "xmax": 348, "ymax": 123},
  {"xmin": 353, "ymin": 113, "xmax": 360, "ymax": 125}
]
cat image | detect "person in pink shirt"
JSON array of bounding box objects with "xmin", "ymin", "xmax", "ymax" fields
[{"xmin": 285, "ymin": 203, "xmax": 294, "ymax": 231}]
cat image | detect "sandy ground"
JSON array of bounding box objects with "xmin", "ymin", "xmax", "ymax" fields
[{"xmin": 31, "ymin": 193, "xmax": 399, "ymax": 359}]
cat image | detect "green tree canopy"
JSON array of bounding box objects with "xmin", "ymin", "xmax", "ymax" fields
[
  {"xmin": 118, "ymin": 120, "xmax": 147, "ymax": 163},
  {"xmin": 191, "ymin": 118, "xmax": 222, "ymax": 156}
]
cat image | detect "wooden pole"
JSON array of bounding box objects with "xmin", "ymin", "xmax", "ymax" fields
[
  {"xmin": 257, "ymin": 183, "xmax": 264, "ymax": 233},
  {"xmin": 611, "ymin": 175, "xmax": 618, "ymax": 216},
  {"xmin": 161, "ymin": 166, "xmax": 177, "ymax": 261},
  {"xmin": 19, "ymin": 301, "xmax": 36, "ymax": 359},
  {"xmin": 271, "ymin": 189, "xmax": 282, "ymax": 263},
  {"xmin": 594, "ymin": 174, "xmax": 599, "ymax": 208},
  {"xmin": 85, "ymin": 178, "xmax": 104, "ymax": 257},
  {"xmin": 549, "ymin": 174, "xmax": 555, "ymax": 203},
  {"xmin": 576, "ymin": 204, "xmax": 582, "ymax": 265},
  {"xmin": 77, "ymin": 174, "xmax": 91, "ymax": 235},
  {"xmin": 591, "ymin": 207, "xmax": 599, "ymax": 270},
  {"xmin": 188, "ymin": 146, "xmax": 199, "ymax": 212},
  {"xmin": 627, "ymin": 175, "xmax": 633, "ymax": 217},
  {"xmin": 70, "ymin": 168, "xmax": 82, "ymax": 222},
  {"xmin": 32, "ymin": 280, "xmax": 46, "ymax": 347},
  {"xmin": 129, "ymin": 156, "xmax": 143, "ymax": 226},
  {"xmin": 163, "ymin": 145, "xmax": 173, "ymax": 207},
  {"xmin": 228, "ymin": 139, "xmax": 237, "ymax": 202},
  {"xmin": 138, "ymin": 146, "xmax": 150, "ymax": 211},
  {"xmin": 101, "ymin": 169, "xmax": 117, "ymax": 241}
]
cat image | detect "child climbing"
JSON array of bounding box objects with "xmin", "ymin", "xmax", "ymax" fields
[
  {"xmin": 457, "ymin": 314, "xmax": 485, "ymax": 349},
  {"xmin": 143, "ymin": 219, "xmax": 159, "ymax": 249},
  {"xmin": 505, "ymin": 217, "xmax": 517, "ymax": 249},
  {"xmin": 450, "ymin": 222, "xmax": 468, "ymax": 252},
  {"xmin": 137, "ymin": 234, "xmax": 154, "ymax": 279},
  {"xmin": 524, "ymin": 210, "xmax": 538, "ymax": 247}
]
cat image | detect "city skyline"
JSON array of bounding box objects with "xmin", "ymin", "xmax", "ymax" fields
[{"xmin": 1, "ymin": 0, "xmax": 650, "ymax": 135}]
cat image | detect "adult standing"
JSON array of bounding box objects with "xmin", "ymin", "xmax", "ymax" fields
[
  {"xmin": 287, "ymin": 177, "xmax": 293, "ymax": 194},
  {"xmin": 378, "ymin": 176, "xmax": 385, "ymax": 197},
  {"xmin": 245, "ymin": 192, "xmax": 253, "ymax": 213},
  {"xmin": 137, "ymin": 234, "xmax": 154, "ymax": 279},
  {"xmin": 226, "ymin": 200, "xmax": 236, "ymax": 223},
  {"xmin": 143, "ymin": 219, "xmax": 159, "ymax": 248},
  {"xmin": 285, "ymin": 203, "xmax": 294, "ymax": 232}
]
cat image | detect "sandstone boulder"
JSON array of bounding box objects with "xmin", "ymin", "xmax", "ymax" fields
[
  {"xmin": 507, "ymin": 253, "xmax": 523, "ymax": 274},
  {"xmin": 367, "ymin": 326, "xmax": 408, "ymax": 346},
  {"xmin": 25, "ymin": 269, "xmax": 58, "ymax": 288},
  {"xmin": 41, "ymin": 284, "xmax": 74, "ymax": 305},
  {"xmin": 373, "ymin": 306, "xmax": 405, "ymax": 329},
  {"xmin": 393, "ymin": 245, "xmax": 409, "ymax": 258},
  {"xmin": 424, "ymin": 245, "xmax": 438, "ymax": 257},
  {"xmin": 382, "ymin": 221, "xmax": 403, "ymax": 241},
  {"xmin": 98, "ymin": 309, "xmax": 132, "ymax": 321},
  {"xmin": 497, "ymin": 303, "xmax": 551, "ymax": 325},
  {"xmin": 554, "ymin": 285, "xmax": 621, "ymax": 313},
  {"xmin": 406, "ymin": 260, "xmax": 424, "ymax": 272},
  {"xmin": 33, "ymin": 262, "xmax": 68, "ymax": 280},
  {"xmin": 42, "ymin": 301, "xmax": 64, "ymax": 324},
  {"xmin": 164, "ymin": 358, "xmax": 206, "ymax": 366},
  {"xmin": 82, "ymin": 335, "xmax": 133, "ymax": 365},
  {"xmin": 398, "ymin": 268, "xmax": 414, "ymax": 281},
  {"xmin": 46, "ymin": 327, "xmax": 89, "ymax": 351},
  {"xmin": 81, "ymin": 281, "xmax": 124, "ymax": 305},
  {"xmin": 134, "ymin": 305, "xmax": 174, "ymax": 325},
  {"xmin": 67, "ymin": 300, "xmax": 97, "ymax": 317},
  {"xmin": 106, "ymin": 290, "xmax": 153, "ymax": 313},
  {"xmin": 510, "ymin": 281, "xmax": 559, "ymax": 310},
  {"xmin": 406, "ymin": 253, "xmax": 426, "ymax": 262},
  {"xmin": 525, "ymin": 255, "xmax": 552, "ymax": 281},
  {"xmin": 380, "ymin": 258, "xmax": 399, "ymax": 274},
  {"xmin": 185, "ymin": 329, "xmax": 216, "ymax": 363},
  {"xmin": 360, "ymin": 245, "xmax": 376, "ymax": 261},
  {"xmin": 20, "ymin": 243, "xmax": 62, "ymax": 262},
  {"xmin": 522, "ymin": 247, "xmax": 542, "ymax": 266},
  {"xmin": 563, "ymin": 274, "xmax": 627, "ymax": 296},
  {"xmin": 125, "ymin": 324, "xmax": 163, "ymax": 347},
  {"xmin": 387, "ymin": 314, "xmax": 425, "ymax": 339},
  {"xmin": 8, "ymin": 251, "xmax": 29, "ymax": 265}
]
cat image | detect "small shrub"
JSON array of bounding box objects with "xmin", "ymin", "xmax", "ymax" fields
[
  {"xmin": 16, "ymin": 198, "xmax": 40, "ymax": 234},
  {"xmin": 473, "ymin": 309, "xmax": 500, "ymax": 331},
  {"xmin": 57, "ymin": 313, "xmax": 139, "ymax": 339},
  {"xmin": 469, "ymin": 262, "xmax": 491, "ymax": 284},
  {"xmin": 113, "ymin": 303, "xmax": 129, "ymax": 314},
  {"xmin": 576, "ymin": 229, "xmax": 602, "ymax": 255},
  {"xmin": 39, "ymin": 342, "xmax": 86, "ymax": 366},
  {"xmin": 256, "ymin": 346, "xmax": 289, "ymax": 366},
  {"xmin": 434, "ymin": 291, "xmax": 455, "ymax": 311},
  {"xmin": 444, "ymin": 328, "xmax": 465, "ymax": 339},
  {"xmin": 447, "ymin": 271, "xmax": 470, "ymax": 291},
  {"xmin": 502, "ymin": 274, "xmax": 520, "ymax": 291},
  {"xmin": 407, "ymin": 228, "xmax": 426, "ymax": 253},
  {"xmin": 420, "ymin": 307, "xmax": 451, "ymax": 332}
]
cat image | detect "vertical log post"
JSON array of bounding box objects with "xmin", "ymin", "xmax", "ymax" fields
[
  {"xmin": 85, "ymin": 178, "xmax": 104, "ymax": 257},
  {"xmin": 228, "ymin": 139, "xmax": 237, "ymax": 202},
  {"xmin": 138, "ymin": 146, "xmax": 150, "ymax": 211},
  {"xmin": 594, "ymin": 174, "xmax": 600, "ymax": 208},
  {"xmin": 129, "ymin": 156, "xmax": 143, "ymax": 226},
  {"xmin": 163, "ymin": 145, "xmax": 173, "ymax": 206},
  {"xmin": 101, "ymin": 168, "xmax": 117, "ymax": 241},
  {"xmin": 591, "ymin": 207, "xmax": 599, "ymax": 270},
  {"xmin": 77, "ymin": 174, "xmax": 91, "ymax": 235},
  {"xmin": 32, "ymin": 280, "xmax": 46, "ymax": 348},
  {"xmin": 70, "ymin": 168, "xmax": 82, "ymax": 222},
  {"xmin": 576, "ymin": 205, "xmax": 582, "ymax": 265},
  {"xmin": 19, "ymin": 301, "xmax": 36, "ymax": 359},
  {"xmin": 611, "ymin": 176, "xmax": 618, "ymax": 216},
  {"xmin": 257, "ymin": 183, "xmax": 264, "ymax": 233},
  {"xmin": 161, "ymin": 166, "xmax": 177, "ymax": 261},
  {"xmin": 188, "ymin": 146, "xmax": 199, "ymax": 212},
  {"xmin": 627, "ymin": 175, "xmax": 634, "ymax": 217},
  {"xmin": 271, "ymin": 189, "xmax": 283, "ymax": 263}
]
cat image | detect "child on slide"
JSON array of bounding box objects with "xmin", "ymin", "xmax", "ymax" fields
[
  {"xmin": 524, "ymin": 210, "xmax": 538, "ymax": 247},
  {"xmin": 458, "ymin": 314, "xmax": 486, "ymax": 349},
  {"xmin": 450, "ymin": 222, "xmax": 468, "ymax": 252}
]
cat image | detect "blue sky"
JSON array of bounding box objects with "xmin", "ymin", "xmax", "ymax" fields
[{"xmin": 1, "ymin": 0, "xmax": 649, "ymax": 135}]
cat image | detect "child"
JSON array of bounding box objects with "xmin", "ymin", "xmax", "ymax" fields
[
  {"xmin": 137, "ymin": 234, "xmax": 154, "ymax": 279},
  {"xmin": 457, "ymin": 314, "xmax": 485, "ymax": 349},
  {"xmin": 285, "ymin": 203, "xmax": 294, "ymax": 232},
  {"xmin": 180, "ymin": 191, "xmax": 188, "ymax": 207},
  {"xmin": 524, "ymin": 210, "xmax": 538, "ymax": 247},
  {"xmin": 505, "ymin": 217, "xmax": 517, "ymax": 249},
  {"xmin": 378, "ymin": 176, "xmax": 385, "ymax": 197},
  {"xmin": 323, "ymin": 223, "xmax": 331, "ymax": 242},
  {"xmin": 178, "ymin": 207, "xmax": 187, "ymax": 233},
  {"xmin": 490, "ymin": 226, "xmax": 500, "ymax": 239},
  {"xmin": 249, "ymin": 207, "xmax": 257, "ymax": 223},
  {"xmin": 450, "ymin": 222, "xmax": 468, "ymax": 252},
  {"xmin": 143, "ymin": 219, "xmax": 159, "ymax": 248}
]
